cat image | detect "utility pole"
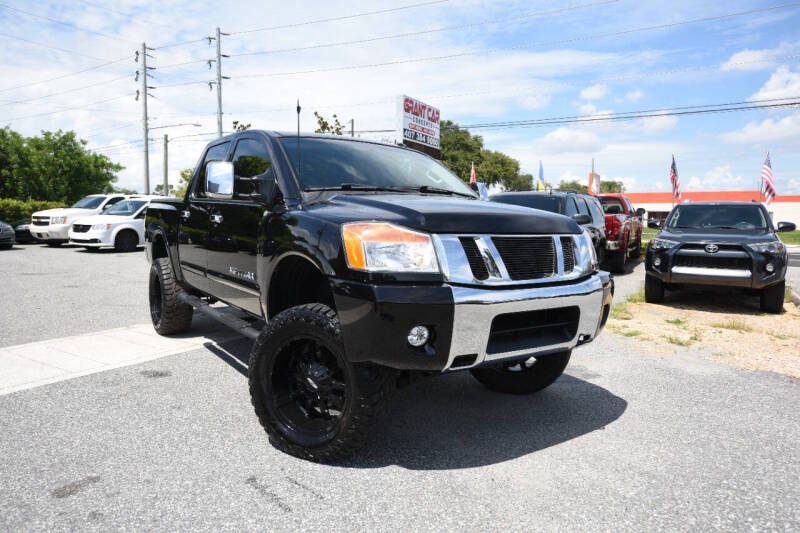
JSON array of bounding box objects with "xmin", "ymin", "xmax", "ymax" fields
[
  {"xmin": 141, "ymin": 42, "xmax": 150, "ymax": 194},
  {"xmin": 163, "ymin": 134, "xmax": 169, "ymax": 196},
  {"xmin": 350, "ymin": 118, "xmax": 354, "ymax": 137},
  {"xmin": 212, "ymin": 27, "xmax": 230, "ymax": 138}
]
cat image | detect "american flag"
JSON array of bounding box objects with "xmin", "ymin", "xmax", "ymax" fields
[
  {"xmin": 469, "ymin": 161, "xmax": 476, "ymax": 184},
  {"xmin": 670, "ymin": 155, "xmax": 681, "ymax": 202},
  {"xmin": 761, "ymin": 152, "xmax": 775, "ymax": 206}
]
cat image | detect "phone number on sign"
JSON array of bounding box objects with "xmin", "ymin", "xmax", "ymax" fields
[{"xmin": 403, "ymin": 128, "xmax": 440, "ymax": 148}]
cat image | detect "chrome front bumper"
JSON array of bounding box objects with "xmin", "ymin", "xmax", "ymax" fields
[{"xmin": 444, "ymin": 271, "xmax": 613, "ymax": 370}]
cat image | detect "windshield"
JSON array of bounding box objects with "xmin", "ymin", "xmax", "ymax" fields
[
  {"xmin": 492, "ymin": 195, "xmax": 563, "ymax": 214},
  {"xmin": 105, "ymin": 200, "xmax": 147, "ymax": 216},
  {"xmin": 666, "ymin": 204, "xmax": 768, "ymax": 231},
  {"xmin": 71, "ymin": 196, "xmax": 105, "ymax": 209},
  {"xmin": 599, "ymin": 197, "xmax": 625, "ymax": 214},
  {"xmin": 280, "ymin": 137, "xmax": 475, "ymax": 196}
]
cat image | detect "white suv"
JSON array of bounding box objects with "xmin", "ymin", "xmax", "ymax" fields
[
  {"xmin": 30, "ymin": 194, "xmax": 135, "ymax": 246},
  {"xmin": 69, "ymin": 197, "xmax": 168, "ymax": 252}
]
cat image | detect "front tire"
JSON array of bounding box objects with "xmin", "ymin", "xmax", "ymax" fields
[
  {"xmin": 645, "ymin": 274, "xmax": 665, "ymax": 303},
  {"xmin": 114, "ymin": 230, "xmax": 139, "ymax": 252},
  {"xmin": 149, "ymin": 257, "xmax": 193, "ymax": 335},
  {"xmin": 760, "ymin": 281, "xmax": 785, "ymax": 314},
  {"xmin": 248, "ymin": 304, "xmax": 391, "ymax": 462},
  {"xmin": 470, "ymin": 350, "xmax": 571, "ymax": 395}
]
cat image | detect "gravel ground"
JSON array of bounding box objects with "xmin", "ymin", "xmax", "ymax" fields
[
  {"xmin": 1, "ymin": 332, "xmax": 798, "ymax": 531},
  {"xmin": 0, "ymin": 244, "xmax": 150, "ymax": 347}
]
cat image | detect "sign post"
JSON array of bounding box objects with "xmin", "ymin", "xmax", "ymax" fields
[{"xmin": 396, "ymin": 94, "xmax": 441, "ymax": 159}]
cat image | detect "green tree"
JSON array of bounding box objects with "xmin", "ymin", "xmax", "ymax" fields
[
  {"xmin": 556, "ymin": 179, "xmax": 625, "ymax": 193},
  {"xmin": 601, "ymin": 180, "xmax": 625, "ymax": 193},
  {"xmin": 313, "ymin": 112, "xmax": 348, "ymax": 135},
  {"xmin": 174, "ymin": 168, "xmax": 194, "ymax": 198},
  {"xmin": 153, "ymin": 183, "xmax": 175, "ymax": 196},
  {"xmin": 0, "ymin": 127, "xmax": 122, "ymax": 203},
  {"xmin": 232, "ymin": 120, "xmax": 251, "ymax": 132},
  {"xmin": 439, "ymin": 120, "xmax": 483, "ymax": 183}
]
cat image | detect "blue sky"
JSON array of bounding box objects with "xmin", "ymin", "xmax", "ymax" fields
[{"xmin": 1, "ymin": 0, "xmax": 799, "ymax": 194}]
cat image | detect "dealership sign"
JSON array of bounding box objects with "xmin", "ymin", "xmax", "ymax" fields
[{"xmin": 397, "ymin": 95, "xmax": 440, "ymax": 156}]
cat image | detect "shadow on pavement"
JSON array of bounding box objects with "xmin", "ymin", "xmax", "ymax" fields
[
  {"xmin": 205, "ymin": 339, "xmax": 628, "ymax": 470},
  {"xmin": 659, "ymin": 286, "xmax": 772, "ymax": 315}
]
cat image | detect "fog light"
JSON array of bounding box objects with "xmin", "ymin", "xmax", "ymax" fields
[
  {"xmin": 407, "ymin": 325, "xmax": 429, "ymax": 347},
  {"xmin": 765, "ymin": 262, "xmax": 775, "ymax": 273},
  {"xmin": 654, "ymin": 257, "xmax": 661, "ymax": 266}
]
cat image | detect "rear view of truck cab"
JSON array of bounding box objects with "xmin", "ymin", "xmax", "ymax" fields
[{"xmin": 144, "ymin": 131, "xmax": 613, "ymax": 461}]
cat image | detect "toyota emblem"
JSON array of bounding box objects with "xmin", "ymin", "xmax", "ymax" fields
[{"xmin": 705, "ymin": 244, "xmax": 719, "ymax": 253}]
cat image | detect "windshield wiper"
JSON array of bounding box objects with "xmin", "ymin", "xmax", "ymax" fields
[
  {"xmin": 393, "ymin": 185, "xmax": 475, "ymax": 198},
  {"xmin": 303, "ymin": 183, "xmax": 408, "ymax": 193}
]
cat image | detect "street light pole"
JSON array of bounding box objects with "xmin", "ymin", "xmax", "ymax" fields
[{"xmin": 163, "ymin": 134, "xmax": 168, "ymax": 196}]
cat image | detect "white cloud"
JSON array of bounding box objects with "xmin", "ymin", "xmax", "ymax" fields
[
  {"xmin": 535, "ymin": 127, "xmax": 604, "ymax": 154},
  {"xmin": 579, "ymin": 84, "xmax": 608, "ymax": 101},
  {"xmin": 786, "ymin": 178, "xmax": 800, "ymax": 193},
  {"xmin": 720, "ymin": 41, "xmax": 800, "ymax": 71},
  {"xmin": 579, "ymin": 103, "xmax": 597, "ymax": 114},
  {"xmin": 640, "ymin": 112, "xmax": 678, "ymax": 133},
  {"xmin": 721, "ymin": 111, "xmax": 800, "ymax": 145},
  {"xmin": 625, "ymin": 89, "xmax": 644, "ymax": 102},
  {"xmin": 686, "ymin": 165, "xmax": 746, "ymax": 190},
  {"xmin": 750, "ymin": 66, "xmax": 800, "ymax": 100}
]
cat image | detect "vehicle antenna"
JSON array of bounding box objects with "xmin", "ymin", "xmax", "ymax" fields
[{"xmin": 296, "ymin": 99, "xmax": 302, "ymax": 181}]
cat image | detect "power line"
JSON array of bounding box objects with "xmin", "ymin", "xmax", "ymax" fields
[
  {"xmin": 0, "ymin": 3, "xmax": 137, "ymax": 44},
  {"xmin": 0, "ymin": 56, "xmax": 128, "ymax": 94},
  {"xmin": 74, "ymin": 0, "xmax": 177, "ymax": 30},
  {"xmin": 0, "ymin": 74, "xmax": 129, "ymax": 107},
  {"xmin": 0, "ymin": 93, "xmax": 131, "ymax": 122},
  {"xmin": 230, "ymin": 0, "xmax": 618, "ymax": 58},
  {"xmin": 229, "ymin": 2, "xmax": 800, "ymax": 80},
  {"xmin": 0, "ymin": 31, "xmax": 111, "ymax": 61},
  {"xmin": 154, "ymin": 37, "xmax": 209, "ymax": 51},
  {"xmin": 229, "ymin": 0, "xmax": 450, "ymax": 36}
]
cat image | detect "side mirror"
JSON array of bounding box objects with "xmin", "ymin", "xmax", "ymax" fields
[
  {"xmin": 572, "ymin": 213, "xmax": 592, "ymax": 225},
  {"xmin": 635, "ymin": 207, "xmax": 646, "ymax": 217},
  {"xmin": 647, "ymin": 220, "xmax": 661, "ymax": 229},
  {"xmin": 206, "ymin": 161, "xmax": 234, "ymax": 199},
  {"xmin": 777, "ymin": 221, "xmax": 796, "ymax": 232}
]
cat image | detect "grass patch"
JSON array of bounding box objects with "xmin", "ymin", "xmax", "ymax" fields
[
  {"xmin": 664, "ymin": 335, "xmax": 692, "ymax": 347},
  {"xmin": 768, "ymin": 331, "xmax": 794, "ymax": 340},
  {"xmin": 786, "ymin": 287, "xmax": 792, "ymax": 303},
  {"xmin": 665, "ymin": 318, "xmax": 686, "ymax": 326},
  {"xmin": 777, "ymin": 230, "xmax": 800, "ymax": 245},
  {"xmin": 610, "ymin": 302, "xmax": 632, "ymax": 320},
  {"xmin": 710, "ymin": 319, "xmax": 753, "ymax": 332},
  {"xmin": 627, "ymin": 287, "xmax": 646, "ymax": 303},
  {"xmin": 621, "ymin": 329, "xmax": 643, "ymax": 337}
]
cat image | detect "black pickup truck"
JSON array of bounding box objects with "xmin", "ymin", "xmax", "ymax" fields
[{"xmin": 145, "ymin": 131, "xmax": 613, "ymax": 461}]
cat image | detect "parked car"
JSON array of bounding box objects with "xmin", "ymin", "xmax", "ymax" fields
[
  {"xmin": 597, "ymin": 193, "xmax": 644, "ymax": 273},
  {"xmin": 11, "ymin": 220, "xmax": 34, "ymax": 243},
  {"xmin": 0, "ymin": 220, "xmax": 15, "ymax": 249},
  {"xmin": 644, "ymin": 201, "xmax": 795, "ymax": 313},
  {"xmin": 69, "ymin": 197, "xmax": 166, "ymax": 252},
  {"xmin": 29, "ymin": 194, "xmax": 136, "ymax": 246},
  {"xmin": 490, "ymin": 191, "xmax": 607, "ymax": 264},
  {"xmin": 145, "ymin": 131, "xmax": 613, "ymax": 461}
]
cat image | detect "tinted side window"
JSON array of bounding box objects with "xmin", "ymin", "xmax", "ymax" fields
[
  {"xmin": 587, "ymin": 198, "xmax": 605, "ymax": 225},
  {"xmin": 564, "ymin": 197, "xmax": 578, "ymax": 217},
  {"xmin": 576, "ymin": 197, "xmax": 590, "ymax": 216},
  {"xmin": 195, "ymin": 142, "xmax": 231, "ymax": 197},
  {"xmin": 233, "ymin": 139, "xmax": 271, "ymax": 178},
  {"xmin": 105, "ymin": 196, "xmax": 124, "ymax": 207}
]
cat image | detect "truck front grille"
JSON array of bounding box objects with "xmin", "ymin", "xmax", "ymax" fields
[
  {"xmin": 32, "ymin": 216, "xmax": 49, "ymax": 226},
  {"xmin": 561, "ymin": 237, "xmax": 575, "ymax": 273},
  {"xmin": 71, "ymin": 224, "xmax": 91, "ymax": 233},
  {"xmin": 459, "ymin": 237, "xmax": 489, "ymax": 281},
  {"xmin": 673, "ymin": 255, "xmax": 750, "ymax": 270},
  {"xmin": 491, "ymin": 237, "xmax": 556, "ymax": 281}
]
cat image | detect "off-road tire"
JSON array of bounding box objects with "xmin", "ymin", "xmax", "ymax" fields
[
  {"xmin": 114, "ymin": 230, "xmax": 139, "ymax": 252},
  {"xmin": 248, "ymin": 303, "xmax": 391, "ymax": 462},
  {"xmin": 46, "ymin": 242, "xmax": 62, "ymax": 247},
  {"xmin": 760, "ymin": 280, "xmax": 785, "ymax": 314},
  {"xmin": 0, "ymin": 243, "xmax": 12, "ymax": 250},
  {"xmin": 470, "ymin": 350, "xmax": 571, "ymax": 395},
  {"xmin": 608, "ymin": 248, "xmax": 627, "ymax": 273},
  {"xmin": 149, "ymin": 257, "xmax": 193, "ymax": 335},
  {"xmin": 645, "ymin": 274, "xmax": 665, "ymax": 303}
]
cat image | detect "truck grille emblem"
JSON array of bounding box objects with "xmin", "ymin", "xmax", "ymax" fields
[{"xmin": 705, "ymin": 244, "xmax": 719, "ymax": 253}]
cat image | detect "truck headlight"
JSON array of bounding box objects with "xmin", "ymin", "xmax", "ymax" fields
[
  {"xmin": 342, "ymin": 222, "xmax": 439, "ymax": 273},
  {"xmin": 91, "ymin": 223, "xmax": 112, "ymax": 231},
  {"xmin": 650, "ymin": 238, "xmax": 679, "ymax": 250},
  {"xmin": 746, "ymin": 241, "xmax": 784, "ymax": 254},
  {"xmin": 51, "ymin": 216, "xmax": 67, "ymax": 225}
]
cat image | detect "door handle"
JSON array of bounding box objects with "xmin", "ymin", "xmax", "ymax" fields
[
  {"xmin": 210, "ymin": 214, "xmax": 223, "ymax": 224},
  {"xmin": 180, "ymin": 210, "xmax": 190, "ymax": 220}
]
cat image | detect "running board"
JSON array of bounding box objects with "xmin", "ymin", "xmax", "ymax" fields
[{"xmin": 178, "ymin": 293, "xmax": 262, "ymax": 340}]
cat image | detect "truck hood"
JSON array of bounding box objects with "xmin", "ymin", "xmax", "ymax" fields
[
  {"xmin": 32, "ymin": 208, "xmax": 94, "ymax": 217},
  {"xmin": 306, "ymin": 193, "xmax": 581, "ymax": 235},
  {"xmin": 657, "ymin": 228, "xmax": 776, "ymax": 243}
]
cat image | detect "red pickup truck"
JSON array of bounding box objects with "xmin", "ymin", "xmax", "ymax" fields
[{"xmin": 597, "ymin": 193, "xmax": 644, "ymax": 273}]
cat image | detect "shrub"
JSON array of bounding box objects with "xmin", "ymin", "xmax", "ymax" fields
[{"xmin": 0, "ymin": 198, "xmax": 65, "ymax": 222}]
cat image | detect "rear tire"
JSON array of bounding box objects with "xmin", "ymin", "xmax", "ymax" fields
[
  {"xmin": 608, "ymin": 249, "xmax": 627, "ymax": 273},
  {"xmin": 631, "ymin": 236, "xmax": 642, "ymax": 259},
  {"xmin": 248, "ymin": 303, "xmax": 391, "ymax": 462},
  {"xmin": 46, "ymin": 242, "xmax": 62, "ymax": 247},
  {"xmin": 645, "ymin": 274, "xmax": 665, "ymax": 303},
  {"xmin": 470, "ymin": 350, "xmax": 571, "ymax": 395},
  {"xmin": 760, "ymin": 281, "xmax": 785, "ymax": 314},
  {"xmin": 0, "ymin": 243, "xmax": 12, "ymax": 250},
  {"xmin": 114, "ymin": 230, "xmax": 139, "ymax": 252},
  {"xmin": 149, "ymin": 257, "xmax": 193, "ymax": 335}
]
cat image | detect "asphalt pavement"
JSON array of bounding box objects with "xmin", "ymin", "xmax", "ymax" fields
[{"xmin": 1, "ymin": 243, "xmax": 799, "ymax": 531}]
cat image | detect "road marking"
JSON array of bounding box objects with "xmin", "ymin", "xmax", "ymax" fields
[{"xmin": 0, "ymin": 322, "xmax": 242, "ymax": 396}]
